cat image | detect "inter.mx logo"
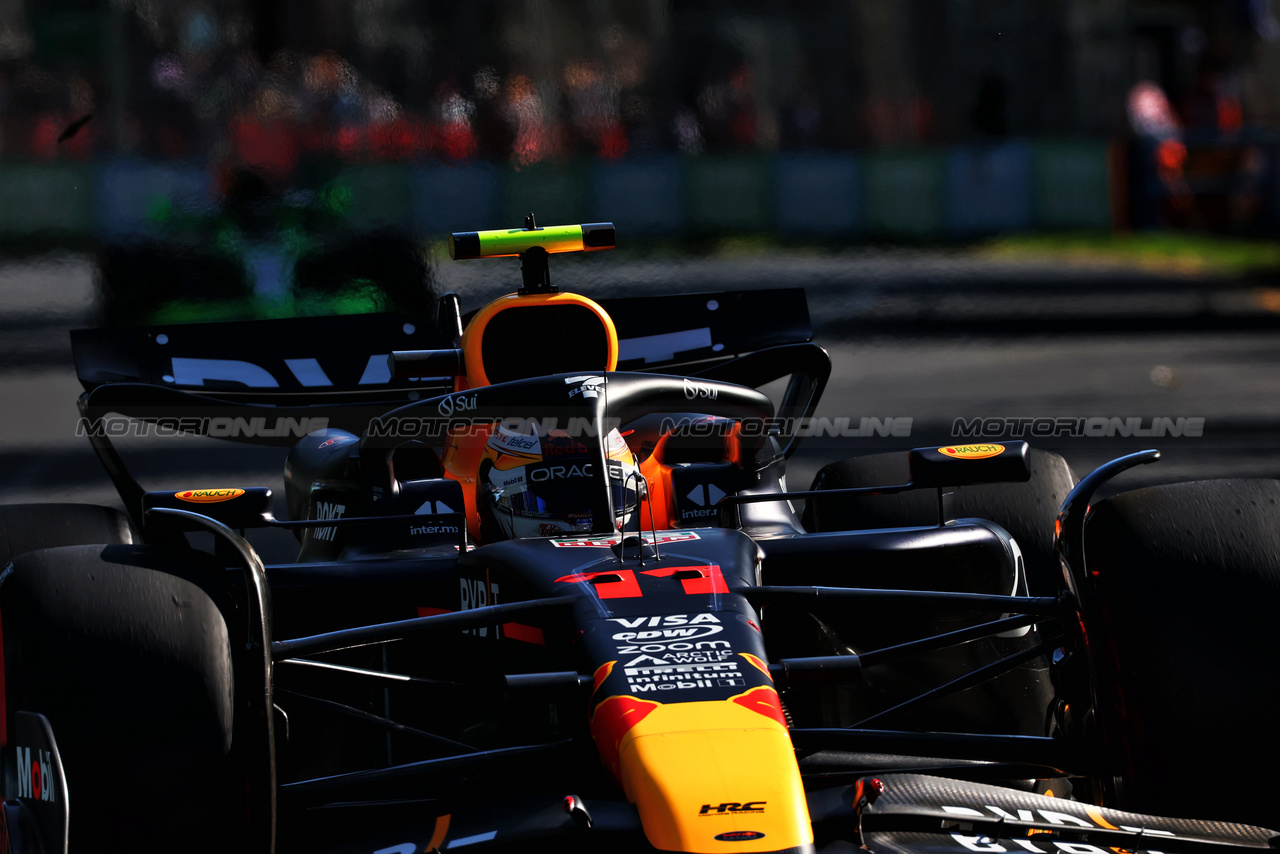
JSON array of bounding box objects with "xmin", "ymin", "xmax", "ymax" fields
[
  {"xmin": 682, "ymin": 483, "xmax": 727, "ymax": 519},
  {"xmin": 13, "ymin": 745, "xmax": 55, "ymax": 802}
]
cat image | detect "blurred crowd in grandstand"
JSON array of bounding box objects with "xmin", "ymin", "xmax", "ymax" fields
[{"xmin": 1, "ymin": 0, "xmax": 1278, "ymax": 233}]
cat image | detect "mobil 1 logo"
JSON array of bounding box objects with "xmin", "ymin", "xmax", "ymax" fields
[
  {"xmin": 7, "ymin": 711, "xmax": 67, "ymax": 846},
  {"xmin": 11, "ymin": 744, "xmax": 55, "ymax": 802}
]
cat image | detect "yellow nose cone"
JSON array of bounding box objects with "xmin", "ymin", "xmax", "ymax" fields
[{"xmin": 608, "ymin": 691, "xmax": 812, "ymax": 853}]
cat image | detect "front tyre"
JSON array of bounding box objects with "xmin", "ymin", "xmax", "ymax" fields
[
  {"xmin": 1084, "ymin": 478, "xmax": 1280, "ymax": 828},
  {"xmin": 1, "ymin": 543, "xmax": 249, "ymax": 853}
]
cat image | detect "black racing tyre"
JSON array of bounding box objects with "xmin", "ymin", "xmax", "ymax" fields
[
  {"xmin": 1084, "ymin": 478, "xmax": 1280, "ymax": 828},
  {"xmin": 0, "ymin": 543, "xmax": 248, "ymax": 853},
  {"xmin": 802, "ymin": 448, "xmax": 1076, "ymax": 595},
  {"xmin": 0, "ymin": 503, "xmax": 134, "ymax": 567}
]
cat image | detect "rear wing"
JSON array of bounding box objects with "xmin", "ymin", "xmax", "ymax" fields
[
  {"xmin": 602, "ymin": 288, "xmax": 811, "ymax": 372},
  {"xmin": 72, "ymin": 288, "xmax": 813, "ymax": 416},
  {"xmin": 70, "ymin": 289, "xmax": 825, "ymax": 531},
  {"xmin": 72, "ymin": 312, "xmax": 455, "ymax": 405}
]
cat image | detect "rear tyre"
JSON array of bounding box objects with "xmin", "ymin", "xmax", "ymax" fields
[
  {"xmin": 802, "ymin": 448, "xmax": 1075, "ymax": 595},
  {"xmin": 0, "ymin": 503, "xmax": 134, "ymax": 566},
  {"xmin": 1084, "ymin": 478, "xmax": 1280, "ymax": 828},
  {"xmin": 1, "ymin": 543, "xmax": 248, "ymax": 853}
]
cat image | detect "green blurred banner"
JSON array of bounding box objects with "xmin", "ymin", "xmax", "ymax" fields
[
  {"xmin": 1, "ymin": 139, "xmax": 1124, "ymax": 243},
  {"xmin": 686, "ymin": 156, "xmax": 772, "ymax": 232},
  {"xmin": 774, "ymin": 155, "xmax": 860, "ymax": 235},
  {"xmin": 863, "ymin": 151, "xmax": 946, "ymax": 238},
  {"xmin": 592, "ymin": 157, "xmax": 684, "ymax": 235},
  {"xmin": 946, "ymin": 142, "xmax": 1033, "ymax": 235},
  {"xmin": 412, "ymin": 164, "xmax": 498, "ymax": 233},
  {"xmin": 95, "ymin": 159, "xmax": 214, "ymax": 237},
  {"xmin": 501, "ymin": 163, "xmax": 590, "ymax": 227},
  {"xmin": 333, "ymin": 165, "xmax": 415, "ymax": 230},
  {"xmin": 0, "ymin": 163, "xmax": 94, "ymax": 237},
  {"xmin": 1033, "ymin": 141, "xmax": 1112, "ymax": 229}
]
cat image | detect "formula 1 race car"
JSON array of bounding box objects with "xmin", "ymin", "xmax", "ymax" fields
[
  {"xmin": 97, "ymin": 169, "xmax": 437, "ymax": 327},
  {"xmin": 1, "ymin": 219, "xmax": 1277, "ymax": 854}
]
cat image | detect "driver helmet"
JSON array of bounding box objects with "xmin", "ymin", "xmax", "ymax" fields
[{"xmin": 479, "ymin": 420, "xmax": 641, "ymax": 539}]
